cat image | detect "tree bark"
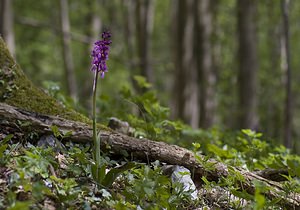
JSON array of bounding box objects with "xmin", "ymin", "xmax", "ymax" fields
[
  {"xmin": 90, "ymin": 0, "xmax": 102, "ymax": 44},
  {"xmin": 0, "ymin": 0, "xmax": 15, "ymax": 57},
  {"xmin": 171, "ymin": 0, "xmax": 185, "ymax": 123},
  {"xmin": 0, "ymin": 102, "xmax": 299, "ymax": 208},
  {"xmin": 172, "ymin": 0, "xmax": 199, "ymax": 128},
  {"xmin": 261, "ymin": 0, "xmax": 282, "ymax": 140},
  {"xmin": 123, "ymin": 0, "xmax": 139, "ymax": 90},
  {"xmin": 136, "ymin": 0, "xmax": 155, "ymax": 84},
  {"xmin": 281, "ymin": 0, "xmax": 292, "ymax": 149},
  {"xmin": 237, "ymin": 0, "xmax": 259, "ymax": 130},
  {"xmin": 81, "ymin": 0, "xmax": 102, "ymax": 111},
  {"xmin": 197, "ymin": 0, "xmax": 217, "ymax": 129},
  {"xmin": 59, "ymin": 0, "xmax": 78, "ymax": 100}
]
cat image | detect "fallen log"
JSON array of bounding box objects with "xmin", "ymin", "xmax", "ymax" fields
[{"xmin": 0, "ymin": 102, "xmax": 299, "ymax": 208}]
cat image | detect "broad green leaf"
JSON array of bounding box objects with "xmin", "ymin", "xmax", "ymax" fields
[
  {"xmin": 101, "ymin": 162, "xmax": 136, "ymax": 187},
  {"xmin": 50, "ymin": 125, "xmax": 60, "ymax": 138},
  {"xmin": 207, "ymin": 144, "xmax": 234, "ymax": 159},
  {"xmin": 230, "ymin": 189, "xmax": 253, "ymax": 200},
  {"xmin": 7, "ymin": 201, "xmax": 31, "ymax": 210},
  {"xmin": 99, "ymin": 163, "xmax": 107, "ymax": 183},
  {"xmin": 1, "ymin": 134, "xmax": 13, "ymax": 145},
  {"xmin": 254, "ymin": 192, "xmax": 265, "ymax": 210},
  {"xmin": 192, "ymin": 142, "xmax": 201, "ymax": 150},
  {"xmin": 0, "ymin": 144, "xmax": 8, "ymax": 158},
  {"xmin": 63, "ymin": 130, "xmax": 73, "ymax": 138},
  {"xmin": 133, "ymin": 75, "xmax": 152, "ymax": 88},
  {"xmin": 201, "ymin": 176, "xmax": 210, "ymax": 185}
]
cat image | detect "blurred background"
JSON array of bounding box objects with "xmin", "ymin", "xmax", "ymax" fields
[{"xmin": 1, "ymin": 0, "xmax": 300, "ymax": 151}]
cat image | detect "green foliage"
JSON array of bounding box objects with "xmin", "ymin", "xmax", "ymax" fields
[
  {"xmin": 101, "ymin": 162, "xmax": 137, "ymax": 188},
  {"xmin": 50, "ymin": 125, "xmax": 72, "ymax": 140},
  {"xmin": 253, "ymin": 181, "xmax": 266, "ymax": 210},
  {"xmin": 0, "ymin": 137, "xmax": 200, "ymax": 209},
  {"xmin": 0, "ymin": 134, "xmax": 13, "ymax": 161},
  {"xmin": 2, "ymin": 76, "xmax": 300, "ymax": 208},
  {"xmin": 103, "ymin": 163, "xmax": 197, "ymax": 210},
  {"xmin": 90, "ymin": 157, "xmax": 136, "ymax": 189},
  {"xmin": 86, "ymin": 77, "xmax": 300, "ymax": 208},
  {"xmin": 1, "ymin": 87, "xmax": 300, "ymax": 209},
  {"xmin": 99, "ymin": 76, "xmax": 185, "ymax": 144},
  {"xmin": 43, "ymin": 81, "xmax": 84, "ymax": 112}
]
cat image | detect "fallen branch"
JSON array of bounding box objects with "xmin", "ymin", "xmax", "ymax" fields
[
  {"xmin": 0, "ymin": 102, "xmax": 299, "ymax": 208},
  {"xmin": 254, "ymin": 168, "xmax": 289, "ymax": 182}
]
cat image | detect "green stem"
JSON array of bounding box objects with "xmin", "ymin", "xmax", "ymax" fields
[{"xmin": 92, "ymin": 70, "xmax": 100, "ymax": 180}]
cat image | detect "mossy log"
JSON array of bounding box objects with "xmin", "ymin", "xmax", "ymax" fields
[
  {"xmin": 0, "ymin": 37, "xmax": 299, "ymax": 208},
  {"xmin": 0, "ymin": 37, "xmax": 89, "ymax": 123}
]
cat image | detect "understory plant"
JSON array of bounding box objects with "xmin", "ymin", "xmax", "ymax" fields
[
  {"xmin": 89, "ymin": 31, "xmax": 136, "ymax": 189},
  {"xmin": 90, "ymin": 31, "xmax": 112, "ymax": 186}
]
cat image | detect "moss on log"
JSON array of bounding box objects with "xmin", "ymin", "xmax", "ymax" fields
[{"xmin": 0, "ymin": 36, "xmax": 89, "ymax": 123}]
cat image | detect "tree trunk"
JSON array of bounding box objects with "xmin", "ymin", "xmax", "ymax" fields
[
  {"xmin": 59, "ymin": 0, "xmax": 77, "ymax": 100},
  {"xmin": 91, "ymin": 0, "xmax": 102, "ymax": 43},
  {"xmin": 172, "ymin": 0, "xmax": 199, "ymax": 128},
  {"xmin": 81, "ymin": 0, "xmax": 102, "ymax": 111},
  {"xmin": 136, "ymin": 0, "xmax": 155, "ymax": 84},
  {"xmin": 0, "ymin": 0, "xmax": 15, "ymax": 57},
  {"xmin": 123, "ymin": 0, "xmax": 139, "ymax": 89},
  {"xmin": 281, "ymin": 0, "xmax": 292, "ymax": 149},
  {"xmin": 261, "ymin": 0, "xmax": 282, "ymax": 141},
  {"xmin": 197, "ymin": 0, "xmax": 217, "ymax": 128},
  {"xmin": 171, "ymin": 0, "xmax": 185, "ymax": 123},
  {"xmin": 237, "ymin": 0, "xmax": 259, "ymax": 130}
]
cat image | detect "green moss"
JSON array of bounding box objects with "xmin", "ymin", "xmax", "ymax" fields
[
  {"xmin": 0, "ymin": 37, "xmax": 88, "ymax": 122},
  {"xmin": 0, "ymin": 37, "xmax": 110, "ymax": 131}
]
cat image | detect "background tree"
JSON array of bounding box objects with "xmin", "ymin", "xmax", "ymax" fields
[
  {"xmin": 59, "ymin": 0, "xmax": 77, "ymax": 100},
  {"xmin": 237, "ymin": 0, "xmax": 259, "ymax": 130},
  {"xmin": 79, "ymin": 0, "xmax": 102, "ymax": 110},
  {"xmin": 136, "ymin": 0, "xmax": 155, "ymax": 84},
  {"xmin": 122, "ymin": 0, "xmax": 138, "ymax": 90},
  {"xmin": 0, "ymin": 0, "xmax": 15, "ymax": 57},
  {"xmin": 281, "ymin": 0, "xmax": 292, "ymax": 148},
  {"xmin": 257, "ymin": 1, "xmax": 282, "ymax": 141},
  {"xmin": 197, "ymin": 0, "xmax": 217, "ymax": 128},
  {"xmin": 172, "ymin": 0, "xmax": 199, "ymax": 128}
]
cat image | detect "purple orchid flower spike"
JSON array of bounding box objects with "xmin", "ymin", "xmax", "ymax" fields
[{"xmin": 91, "ymin": 31, "xmax": 112, "ymax": 78}]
